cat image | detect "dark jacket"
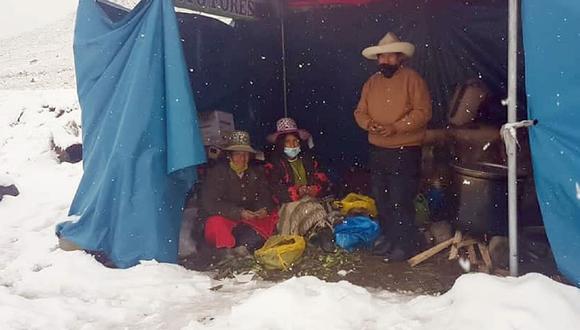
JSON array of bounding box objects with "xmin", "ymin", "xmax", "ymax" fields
[
  {"xmin": 200, "ymin": 162, "xmax": 275, "ymax": 220},
  {"xmin": 265, "ymin": 152, "xmax": 330, "ymax": 204}
]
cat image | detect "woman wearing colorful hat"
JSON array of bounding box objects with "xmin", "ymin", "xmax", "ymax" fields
[
  {"xmin": 265, "ymin": 118, "xmax": 335, "ymax": 252},
  {"xmin": 200, "ymin": 131, "xmax": 278, "ymax": 253},
  {"xmin": 265, "ymin": 118, "xmax": 330, "ymax": 203}
]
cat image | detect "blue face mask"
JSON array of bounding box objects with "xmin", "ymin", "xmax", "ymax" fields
[{"xmin": 284, "ymin": 147, "xmax": 301, "ymax": 159}]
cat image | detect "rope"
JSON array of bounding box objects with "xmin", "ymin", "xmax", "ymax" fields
[{"xmin": 500, "ymin": 120, "xmax": 536, "ymax": 152}]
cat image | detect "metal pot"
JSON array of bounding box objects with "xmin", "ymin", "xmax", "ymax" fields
[{"xmin": 451, "ymin": 162, "xmax": 525, "ymax": 235}]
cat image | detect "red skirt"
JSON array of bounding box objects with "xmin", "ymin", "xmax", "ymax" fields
[{"xmin": 204, "ymin": 213, "xmax": 279, "ymax": 249}]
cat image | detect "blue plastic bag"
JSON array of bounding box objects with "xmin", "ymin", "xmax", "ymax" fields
[{"xmin": 334, "ymin": 216, "xmax": 380, "ymax": 252}]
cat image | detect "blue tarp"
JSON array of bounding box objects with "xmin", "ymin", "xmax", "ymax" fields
[
  {"xmin": 522, "ymin": 0, "xmax": 580, "ymax": 286},
  {"xmin": 56, "ymin": 0, "xmax": 206, "ymax": 268}
]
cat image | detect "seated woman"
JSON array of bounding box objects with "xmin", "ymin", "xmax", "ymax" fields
[
  {"xmin": 265, "ymin": 118, "xmax": 335, "ymax": 251},
  {"xmin": 265, "ymin": 117, "xmax": 330, "ymax": 203},
  {"xmin": 200, "ymin": 131, "xmax": 277, "ymax": 253}
]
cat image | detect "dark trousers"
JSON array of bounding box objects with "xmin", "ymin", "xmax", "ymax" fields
[
  {"xmin": 369, "ymin": 146, "xmax": 421, "ymax": 252},
  {"xmin": 232, "ymin": 224, "xmax": 265, "ymax": 252}
]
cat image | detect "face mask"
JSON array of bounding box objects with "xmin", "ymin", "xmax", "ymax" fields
[
  {"xmin": 379, "ymin": 64, "xmax": 400, "ymax": 78},
  {"xmin": 284, "ymin": 147, "xmax": 301, "ymax": 159}
]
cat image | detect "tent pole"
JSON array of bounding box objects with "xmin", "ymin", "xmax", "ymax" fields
[
  {"xmin": 279, "ymin": 1, "xmax": 289, "ymax": 117},
  {"xmin": 507, "ymin": 0, "xmax": 519, "ymax": 276}
]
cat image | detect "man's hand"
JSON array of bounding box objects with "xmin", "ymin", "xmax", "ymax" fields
[
  {"xmin": 241, "ymin": 209, "xmax": 256, "ymax": 221},
  {"xmin": 368, "ymin": 120, "xmax": 383, "ymax": 135},
  {"xmin": 377, "ymin": 124, "xmax": 397, "ymax": 137}
]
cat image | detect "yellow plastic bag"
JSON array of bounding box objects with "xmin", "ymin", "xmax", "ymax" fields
[
  {"xmin": 333, "ymin": 193, "xmax": 378, "ymax": 218},
  {"xmin": 254, "ymin": 235, "xmax": 306, "ymax": 271}
]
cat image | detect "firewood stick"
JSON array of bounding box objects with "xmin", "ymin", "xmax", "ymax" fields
[
  {"xmin": 449, "ymin": 231, "xmax": 462, "ymax": 260},
  {"xmin": 458, "ymin": 239, "xmax": 478, "ymax": 248},
  {"xmin": 478, "ymin": 242, "xmax": 493, "ymax": 268},
  {"xmin": 467, "ymin": 244, "xmax": 478, "ymax": 265},
  {"xmin": 478, "ymin": 264, "xmax": 491, "ymax": 274},
  {"xmin": 408, "ymin": 237, "xmax": 455, "ymax": 267}
]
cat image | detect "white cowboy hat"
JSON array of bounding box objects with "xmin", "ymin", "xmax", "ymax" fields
[
  {"xmin": 362, "ymin": 32, "xmax": 415, "ymax": 60},
  {"xmin": 267, "ymin": 117, "xmax": 312, "ymax": 143},
  {"xmin": 223, "ymin": 130, "xmax": 259, "ymax": 154}
]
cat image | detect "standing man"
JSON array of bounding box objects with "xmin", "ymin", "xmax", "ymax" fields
[{"xmin": 354, "ymin": 32, "xmax": 432, "ymax": 261}]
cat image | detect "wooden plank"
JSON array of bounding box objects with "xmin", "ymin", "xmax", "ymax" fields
[
  {"xmin": 453, "ymin": 230, "xmax": 463, "ymax": 244},
  {"xmin": 448, "ymin": 245, "xmax": 459, "ymax": 260},
  {"xmin": 458, "ymin": 239, "xmax": 478, "ymax": 248},
  {"xmin": 467, "ymin": 244, "xmax": 478, "ymax": 265},
  {"xmin": 408, "ymin": 237, "xmax": 455, "ymax": 267},
  {"xmin": 478, "ymin": 242, "xmax": 493, "ymax": 268},
  {"xmin": 448, "ymin": 231, "xmax": 462, "ymax": 260},
  {"xmin": 478, "ymin": 264, "xmax": 491, "ymax": 274}
]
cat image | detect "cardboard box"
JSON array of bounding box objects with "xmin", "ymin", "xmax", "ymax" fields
[{"xmin": 198, "ymin": 111, "xmax": 234, "ymax": 146}]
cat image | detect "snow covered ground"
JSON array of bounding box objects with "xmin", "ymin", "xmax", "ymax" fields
[
  {"xmin": 1, "ymin": 1, "xmax": 580, "ymax": 329},
  {"xmin": 0, "ymin": 15, "xmax": 76, "ymax": 90}
]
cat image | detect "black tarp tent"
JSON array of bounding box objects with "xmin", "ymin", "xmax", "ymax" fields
[{"xmin": 100, "ymin": 0, "xmax": 526, "ymax": 175}]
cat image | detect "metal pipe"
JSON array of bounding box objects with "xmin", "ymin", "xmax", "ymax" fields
[
  {"xmin": 507, "ymin": 0, "xmax": 519, "ymax": 276},
  {"xmin": 279, "ymin": 1, "xmax": 289, "ymax": 117}
]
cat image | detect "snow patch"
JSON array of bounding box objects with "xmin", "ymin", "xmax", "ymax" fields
[
  {"xmin": 0, "ymin": 14, "xmax": 76, "ymax": 89},
  {"xmin": 459, "ymin": 257, "xmax": 471, "ymax": 272},
  {"xmin": 0, "ymin": 0, "xmax": 77, "ymax": 39},
  {"xmin": 0, "ymin": 176, "xmax": 16, "ymax": 187},
  {"xmin": 184, "ymin": 274, "xmax": 580, "ymax": 330}
]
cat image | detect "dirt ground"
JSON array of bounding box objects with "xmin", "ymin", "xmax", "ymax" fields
[
  {"xmin": 183, "ymin": 245, "xmax": 474, "ymax": 295},
  {"xmin": 180, "ymin": 229, "xmax": 563, "ymax": 295}
]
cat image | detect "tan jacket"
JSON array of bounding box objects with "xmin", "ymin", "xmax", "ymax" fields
[{"xmin": 354, "ymin": 67, "xmax": 432, "ymax": 148}]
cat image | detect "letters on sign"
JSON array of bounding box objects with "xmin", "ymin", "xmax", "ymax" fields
[{"xmin": 174, "ymin": 0, "xmax": 263, "ymax": 20}]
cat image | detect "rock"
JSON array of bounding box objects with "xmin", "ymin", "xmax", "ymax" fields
[
  {"xmin": 54, "ymin": 143, "xmax": 83, "ymax": 164},
  {"xmin": 63, "ymin": 120, "xmax": 81, "ymax": 137},
  {"xmin": 10, "ymin": 110, "xmax": 24, "ymax": 127},
  {"xmin": 429, "ymin": 221, "xmax": 453, "ymax": 244},
  {"xmin": 49, "ymin": 119, "xmax": 83, "ymax": 164},
  {"xmin": 489, "ymin": 236, "xmax": 509, "ymax": 269},
  {"xmin": 0, "ymin": 184, "xmax": 20, "ymax": 202}
]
